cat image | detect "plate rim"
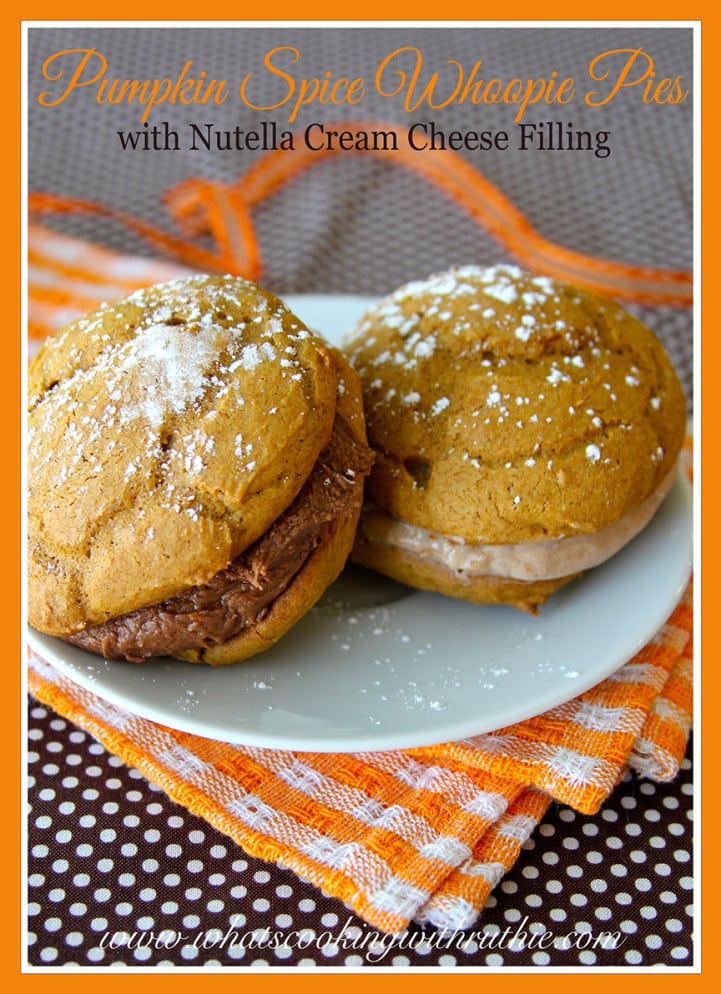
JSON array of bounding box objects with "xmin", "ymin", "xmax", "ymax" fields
[
  {"xmin": 27, "ymin": 293, "xmax": 693, "ymax": 752},
  {"xmin": 28, "ymin": 468, "xmax": 692, "ymax": 753}
]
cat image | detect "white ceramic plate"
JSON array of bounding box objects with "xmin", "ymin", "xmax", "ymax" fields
[{"xmin": 28, "ymin": 295, "xmax": 693, "ymax": 753}]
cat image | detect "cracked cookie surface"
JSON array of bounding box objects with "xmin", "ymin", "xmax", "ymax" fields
[
  {"xmin": 29, "ymin": 275, "xmax": 341, "ymax": 637},
  {"xmin": 343, "ymin": 265, "xmax": 686, "ymax": 609}
]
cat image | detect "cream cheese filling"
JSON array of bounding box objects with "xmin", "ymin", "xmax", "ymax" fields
[{"xmin": 360, "ymin": 465, "xmax": 678, "ymax": 583}]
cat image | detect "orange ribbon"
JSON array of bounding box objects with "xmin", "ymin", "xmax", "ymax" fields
[{"xmin": 29, "ymin": 120, "xmax": 692, "ymax": 307}]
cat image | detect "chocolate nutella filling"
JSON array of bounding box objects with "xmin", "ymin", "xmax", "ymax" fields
[{"xmin": 67, "ymin": 414, "xmax": 373, "ymax": 662}]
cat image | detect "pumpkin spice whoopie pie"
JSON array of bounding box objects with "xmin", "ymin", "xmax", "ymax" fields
[
  {"xmin": 343, "ymin": 264, "xmax": 686, "ymax": 612},
  {"xmin": 28, "ymin": 274, "xmax": 374, "ymax": 663}
]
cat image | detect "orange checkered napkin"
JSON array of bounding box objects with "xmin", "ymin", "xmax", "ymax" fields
[{"xmin": 25, "ymin": 225, "xmax": 694, "ymax": 935}]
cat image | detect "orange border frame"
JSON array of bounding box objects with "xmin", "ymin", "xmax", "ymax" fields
[{"xmin": 9, "ymin": 3, "xmax": 716, "ymax": 989}]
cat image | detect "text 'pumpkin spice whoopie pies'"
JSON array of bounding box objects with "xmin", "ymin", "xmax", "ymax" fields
[
  {"xmin": 343, "ymin": 264, "xmax": 687, "ymax": 612},
  {"xmin": 28, "ymin": 274, "xmax": 374, "ymax": 664}
]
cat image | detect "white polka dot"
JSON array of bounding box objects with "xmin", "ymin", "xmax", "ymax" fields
[
  {"xmin": 671, "ymin": 946, "xmax": 691, "ymax": 959},
  {"xmin": 48, "ymin": 888, "xmax": 65, "ymax": 903},
  {"xmin": 44, "ymin": 917, "xmax": 62, "ymax": 931},
  {"xmin": 91, "ymin": 918, "xmax": 108, "ymax": 931},
  {"xmin": 99, "ymin": 829, "xmax": 116, "ymax": 843},
  {"xmin": 645, "ymin": 934, "xmax": 663, "ymax": 949},
  {"xmin": 298, "ymin": 898, "xmax": 315, "ymax": 912},
  {"xmin": 34, "ymin": 815, "xmax": 52, "ymax": 829},
  {"xmin": 615, "ymin": 892, "xmax": 633, "ymax": 905},
  {"xmin": 86, "ymin": 947, "xmax": 105, "ymax": 962},
  {"xmin": 180, "ymin": 945, "xmax": 199, "ymax": 961},
  {"xmin": 549, "ymin": 908, "xmax": 566, "ymax": 922},
  {"xmin": 188, "ymin": 830, "xmax": 205, "ymax": 843},
  {"xmin": 620, "ymin": 920, "xmax": 638, "ymax": 934},
  {"xmin": 161, "ymin": 902, "xmax": 178, "ymax": 914},
  {"xmin": 253, "ymin": 870, "xmax": 271, "ymax": 884},
  {"xmin": 665, "ymin": 918, "xmax": 683, "ymax": 932},
  {"xmin": 115, "ymin": 902, "xmax": 133, "ymax": 915},
  {"xmin": 185, "ymin": 888, "xmax": 202, "ymax": 900},
  {"xmin": 118, "ymin": 873, "xmax": 135, "ymax": 887},
  {"xmin": 641, "ymin": 905, "xmax": 658, "ymax": 920},
  {"xmin": 635, "ymin": 877, "xmax": 652, "ymax": 891},
  {"xmin": 275, "ymin": 885, "xmax": 293, "ymax": 898},
  {"xmin": 164, "ymin": 874, "xmax": 180, "ymax": 886},
  {"xmin": 209, "ymin": 873, "xmax": 225, "ymax": 885},
  {"xmin": 630, "ymin": 850, "xmax": 647, "ymax": 863},
  {"xmin": 210, "ymin": 845, "xmax": 227, "ymax": 858},
  {"xmin": 230, "ymin": 885, "xmax": 247, "ymax": 899},
  {"xmin": 486, "ymin": 953, "xmax": 504, "ymax": 966},
  {"xmin": 590, "ymin": 879, "xmax": 608, "ymax": 893},
  {"xmin": 69, "ymin": 902, "xmax": 86, "ymax": 916},
  {"xmin": 123, "ymin": 815, "xmax": 140, "ymax": 828},
  {"xmin": 144, "ymin": 829, "xmax": 160, "ymax": 843},
  {"xmin": 321, "ymin": 912, "xmax": 338, "ymax": 927},
  {"xmin": 139, "ymin": 888, "xmax": 156, "ymax": 901},
  {"xmin": 183, "ymin": 915, "xmax": 200, "ymax": 928},
  {"xmin": 73, "ymin": 873, "xmax": 90, "ymax": 887},
  {"xmin": 546, "ymin": 880, "xmax": 563, "ymax": 894},
  {"xmin": 207, "ymin": 899, "xmax": 224, "ymax": 913},
  {"xmin": 40, "ymin": 947, "xmax": 58, "ymax": 962},
  {"xmin": 253, "ymin": 898, "xmax": 270, "ymax": 912},
  {"xmin": 65, "ymin": 932, "xmax": 84, "ymax": 947},
  {"xmin": 142, "ymin": 859, "xmax": 159, "ymax": 873}
]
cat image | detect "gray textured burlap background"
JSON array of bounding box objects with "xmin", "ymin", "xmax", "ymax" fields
[{"xmin": 27, "ymin": 25, "xmax": 694, "ymax": 399}]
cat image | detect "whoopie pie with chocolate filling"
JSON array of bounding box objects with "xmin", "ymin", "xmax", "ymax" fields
[
  {"xmin": 343, "ymin": 264, "xmax": 686, "ymax": 612},
  {"xmin": 28, "ymin": 275, "xmax": 373, "ymax": 664}
]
